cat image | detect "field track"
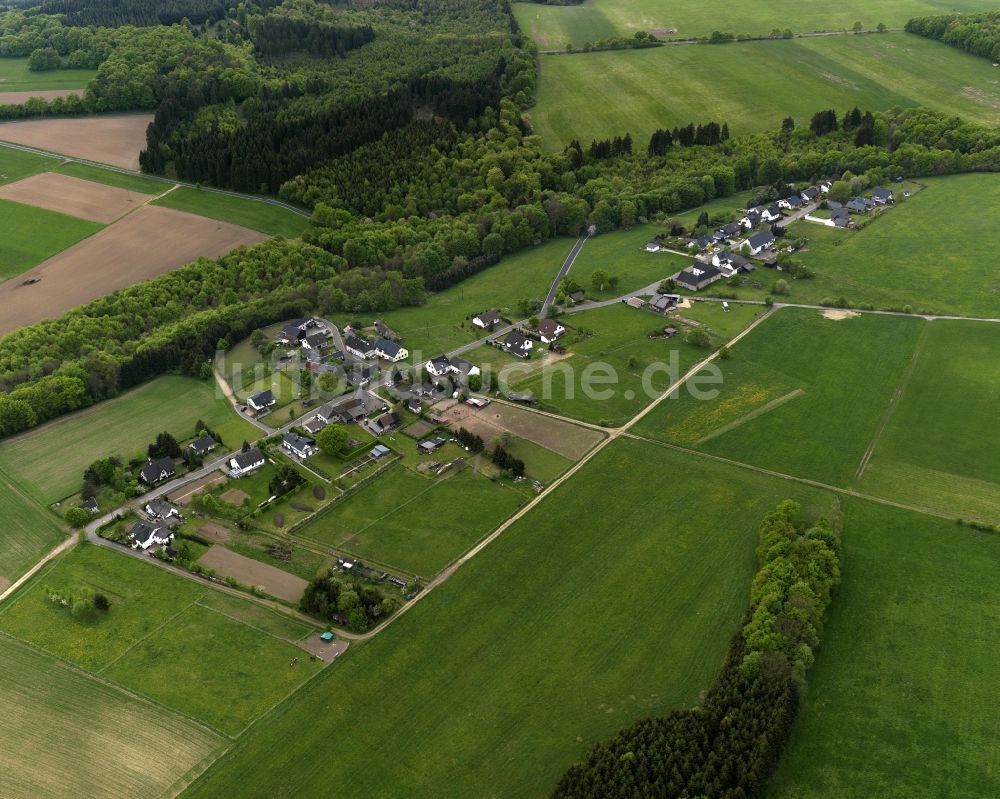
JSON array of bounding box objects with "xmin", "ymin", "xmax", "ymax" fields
[
  {"xmin": 0, "ymin": 205, "xmax": 267, "ymax": 334},
  {"xmin": 0, "ymin": 171, "xmax": 152, "ymax": 223},
  {"xmin": 0, "ymin": 113, "xmax": 153, "ymax": 170}
]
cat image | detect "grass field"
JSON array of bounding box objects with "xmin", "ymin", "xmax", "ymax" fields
[
  {"xmin": 182, "ymin": 438, "xmax": 833, "ymax": 798},
  {"xmin": 0, "ymin": 634, "xmax": 225, "ymax": 799},
  {"xmin": 0, "ymin": 473, "xmax": 65, "ymax": 587},
  {"xmin": 633, "ymin": 308, "xmax": 925, "ymax": 486},
  {"xmin": 857, "ymin": 320, "xmax": 1000, "ymax": 522},
  {"xmin": 0, "ymin": 375, "xmax": 259, "ymax": 505},
  {"xmin": 55, "ymin": 161, "xmax": 168, "ymax": 194},
  {"xmin": 0, "ymin": 544, "xmax": 322, "ymax": 736},
  {"xmin": 0, "ymin": 198, "xmax": 102, "ymax": 279},
  {"xmin": 0, "ymin": 147, "xmax": 59, "ymax": 185},
  {"xmin": 0, "ymin": 57, "xmax": 94, "ymax": 92},
  {"xmin": 531, "ymin": 33, "xmax": 1000, "ymax": 149},
  {"xmin": 514, "ymin": 0, "xmax": 999, "ymax": 48},
  {"xmin": 377, "ymin": 235, "xmax": 570, "ymax": 355},
  {"xmin": 768, "ymin": 498, "xmax": 1000, "ymax": 798},
  {"xmin": 298, "ymin": 463, "xmax": 527, "ymax": 575},
  {"xmin": 568, "ymin": 224, "xmax": 690, "ymax": 299},
  {"xmin": 153, "ymin": 187, "xmax": 310, "ymax": 238}
]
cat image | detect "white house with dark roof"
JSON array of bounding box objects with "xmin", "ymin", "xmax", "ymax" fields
[
  {"xmin": 537, "ymin": 319, "xmax": 565, "ymax": 345},
  {"xmin": 344, "ymin": 334, "xmax": 376, "ymax": 359},
  {"xmin": 712, "ymin": 251, "xmax": 753, "ymax": 272},
  {"xmin": 740, "ymin": 208, "xmax": 763, "ymax": 229},
  {"xmin": 761, "ymin": 205, "xmax": 783, "ymax": 223},
  {"xmin": 800, "ymin": 186, "xmax": 820, "ymax": 203},
  {"xmin": 374, "ymin": 337, "xmax": 408, "ymax": 362},
  {"xmin": 742, "ymin": 231, "xmax": 775, "ymax": 256},
  {"xmin": 644, "ymin": 242, "xmax": 661, "ymax": 252},
  {"xmin": 282, "ymin": 432, "xmax": 315, "ymax": 459},
  {"xmin": 449, "ymin": 356, "xmax": 480, "ymax": 379},
  {"xmin": 778, "ymin": 195, "xmax": 802, "ymax": 210},
  {"xmin": 472, "ymin": 311, "xmax": 502, "ymax": 329},
  {"xmin": 302, "ymin": 331, "xmax": 329, "ymax": 351},
  {"xmin": 188, "ymin": 436, "xmax": 218, "ymax": 457},
  {"xmin": 139, "ymin": 457, "xmax": 175, "ymax": 485},
  {"xmin": 229, "ymin": 447, "xmax": 266, "ymax": 477},
  {"xmin": 872, "ymin": 187, "xmax": 893, "ymax": 205},
  {"xmin": 425, "ymin": 355, "xmax": 453, "ymax": 377},
  {"xmin": 144, "ymin": 496, "xmax": 180, "ymax": 521},
  {"xmin": 247, "ymin": 389, "xmax": 276, "ymax": 412},
  {"xmin": 502, "ymin": 331, "xmax": 533, "ymax": 358},
  {"xmin": 675, "ymin": 264, "xmax": 723, "ymax": 292},
  {"xmin": 128, "ymin": 521, "xmax": 173, "ymax": 551}
]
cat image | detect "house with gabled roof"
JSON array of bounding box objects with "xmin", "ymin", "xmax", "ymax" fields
[
  {"xmin": 425, "ymin": 355, "xmax": 453, "ymax": 377},
  {"xmin": 872, "ymin": 187, "xmax": 893, "ymax": 205},
  {"xmin": 503, "ymin": 331, "xmax": 533, "ymax": 358},
  {"xmin": 761, "ymin": 205, "xmax": 783, "ymax": 223},
  {"xmin": 344, "ymin": 334, "xmax": 376, "ymax": 360},
  {"xmin": 778, "ymin": 195, "xmax": 802, "ymax": 210},
  {"xmin": 472, "ymin": 310, "xmax": 502, "ymax": 329},
  {"xmin": 846, "ymin": 197, "xmax": 869, "ymax": 214},
  {"xmin": 675, "ymin": 264, "xmax": 723, "ymax": 292},
  {"xmin": 742, "ymin": 230, "xmax": 775, "ymax": 256},
  {"xmin": 712, "ymin": 251, "xmax": 753, "ymax": 272},
  {"xmin": 247, "ymin": 389, "xmax": 276, "ymax": 412},
  {"xmin": 800, "ymin": 186, "xmax": 820, "ymax": 203},
  {"xmin": 374, "ymin": 337, "xmax": 408, "ymax": 362},
  {"xmin": 229, "ymin": 447, "xmax": 266, "ymax": 477},
  {"xmin": 282, "ymin": 432, "xmax": 315, "ymax": 459},
  {"xmin": 371, "ymin": 411, "xmax": 399, "ymax": 436},
  {"xmin": 302, "ymin": 331, "xmax": 329, "ymax": 351},
  {"xmin": 128, "ymin": 521, "xmax": 173, "ymax": 551},
  {"xmin": 188, "ymin": 436, "xmax": 218, "ymax": 457},
  {"xmin": 145, "ymin": 496, "xmax": 180, "ymax": 521},
  {"xmin": 740, "ymin": 208, "xmax": 763, "ymax": 229},
  {"xmin": 537, "ymin": 318, "xmax": 565, "ymax": 344},
  {"xmin": 140, "ymin": 457, "xmax": 175, "ymax": 485}
]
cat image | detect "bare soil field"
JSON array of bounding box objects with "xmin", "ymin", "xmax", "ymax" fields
[
  {"xmin": 0, "ymin": 205, "xmax": 267, "ymax": 334},
  {"xmin": 440, "ymin": 400, "xmax": 604, "ymax": 460},
  {"xmin": 170, "ymin": 472, "xmax": 228, "ymax": 506},
  {"xmin": 0, "ymin": 113, "xmax": 153, "ymax": 169},
  {"xmin": 297, "ymin": 635, "xmax": 349, "ymax": 662},
  {"xmin": 197, "ymin": 522, "xmax": 231, "ymax": 544},
  {"xmin": 198, "ymin": 545, "xmax": 308, "ymax": 603},
  {"xmin": 0, "ymin": 171, "xmax": 152, "ymax": 222},
  {"xmin": 0, "ymin": 89, "xmax": 82, "ymax": 106},
  {"xmin": 403, "ymin": 419, "xmax": 435, "ymax": 439},
  {"xmin": 221, "ymin": 488, "xmax": 250, "ymax": 505}
]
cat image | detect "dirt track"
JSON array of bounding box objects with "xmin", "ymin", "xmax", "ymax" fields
[
  {"xmin": 0, "ymin": 205, "xmax": 267, "ymax": 334},
  {"xmin": 0, "ymin": 113, "xmax": 153, "ymax": 170},
  {"xmin": 0, "ymin": 172, "xmax": 152, "ymax": 223},
  {"xmin": 198, "ymin": 545, "xmax": 307, "ymax": 603},
  {"xmin": 0, "ymin": 89, "xmax": 83, "ymax": 106}
]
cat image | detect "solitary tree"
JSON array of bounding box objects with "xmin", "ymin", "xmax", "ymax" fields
[
  {"xmin": 316, "ymin": 424, "xmax": 350, "ymax": 455},
  {"xmin": 591, "ymin": 269, "xmax": 610, "ymax": 292},
  {"xmin": 773, "ymin": 278, "xmax": 791, "ymax": 296}
]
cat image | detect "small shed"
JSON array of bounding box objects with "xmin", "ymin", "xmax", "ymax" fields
[{"xmin": 320, "ymin": 631, "xmax": 335, "ymax": 642}]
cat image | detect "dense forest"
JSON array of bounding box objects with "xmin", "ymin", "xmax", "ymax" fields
[
  {"xmin": 552, "ymin": 501, "xmax": 841, "ymax": 798},
  {"xmin": 906, "ymin": 11, "xmax": 1000, "ymax": 62}
]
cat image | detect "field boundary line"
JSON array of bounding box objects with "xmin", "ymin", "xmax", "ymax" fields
[
  {"xmin": 96, "ymin": 592, "xmax": 209, "ymax": 676},
  {"xmin": 0, "ymin": 546, "xmax": 68, "ymax": 609},
  {"xmin": 0, "ymin": 629, "xmax": 228, "ymax": 741},
  {"xmin": 854, "ymin": 320, "xmax": 930, "ymax": 481},
  {"xmin": 696, "ymin": 388, "xmax": 805, "ymax": 445},
  {"xmin": 194, "ymin": 597, "xmax": 311, "ymax": 645}
]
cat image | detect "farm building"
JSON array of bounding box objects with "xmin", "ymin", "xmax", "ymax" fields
[
  {"xmin": 649, "ymin": 294, "xmax": 679, "ymax": 314},
  {"xmin": 371, "ymin": 444, "xmax": 391, "ymax": 459},
  {"xmin": 644, "ymin": 242, "xmax": 661, "ymax": 252},
  {"xmin": 139, "ymin": 457, "xmax": 175, "ymax": 485},
  {"xmin": 623, "ymin": 296, "xmax": 645, "ymax": 309},
  {"xmin": 675, "ymin": 265, "xmax": 723, "ymax": 292},
  {"xmin": 418, "ymin": 437, "xmax": 447, "ymax": 454}
]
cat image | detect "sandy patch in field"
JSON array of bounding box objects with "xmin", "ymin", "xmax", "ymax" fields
[
  {"xmin": 298, "ymin": 635, "xmax": 349, "ymax": 662},
  {"xmin": 0, "ymin": 205, "xmax": 267, "ymax": 334},
  {"xmin": 197, "ymin": 522, "xmax": 231, "ymax": 544},
  {"xmin": 822, "ymin": 309, "xmax": 860, "ymax": 321},
  {"xmin": 403, "ymin": 420, "xmax": 435, "ymax": 439},
  {"xmin": 221, "ymin": 488, "xmax": 250, "ymax": 505},
  {"xmin": 0, "ymin": 113, "xmax": 153, "ymax": 169},
  {"xmin": 170, "ymin": 472, "xmax": 228, "ymax": 506},
  {"xmin": 440, "ymin": 400, "xmax": 604, "ymax": 460},
  {"xmin": 0, "ymin": 171, "xmax": 153, "ymax": 223},
  {"xmin": 0, "ymin": 576, "xmax": 10, "ymax": 593},
  {"xmin": 0, "ymin": 89, "xmax": 83, "ymax": 106},
  {"xmin": 820, "ymin": 72, "xmax": 858, "ymax": 90},
  {"xmin": 961, "ymin": 85, "xmax": 1000, "ymax": 111},
  {"xmin": 198, "ymin": 545, "xmax": 308, "ymax": 603}
]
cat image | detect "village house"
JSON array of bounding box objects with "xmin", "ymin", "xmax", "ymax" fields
[
  {"xmin": 425, "ymin": 355, "xmax": 453, "ymax": 377},
  {"xmin": 567, "ymin": 289, "xmax": 586, "ymax": 305},
  {"xmin": 302, "ymin": 417, "xmax": 327, "ymax": 435},
  {"xmin": 761, "ymin": 205, "xmax": 783, "ymax": 223},
  {"xmin": 302, "ymin": 331, "xmax": 329, "ymax": 351},
  {"xmin": 247, "ymin": 389, "xmax": 276, "ymax": 413},
  {"xmin": 740, "ymin": 208, "xmax": 763, "ymax": 229},
  {"xmin": 345, "ymin": 364, "xmax": 378, "ymax": 388},
  {"xmin": 80, "ymin": 497, "xmax": 99, "ymax": 515},
  {"xmin": 371, "ymin": 411, "xmax": 399, "ymax": 436},
  {"xmin": 472, "ymin": 310, "xmax": 502, "ymax": 329},
  {"xmin": 819, "ymin": 179, "xmax": 833, "ymax": 193},
  {"xmin": 831, "ymin": 208, "xmax": 851, "ymax": 228},
  {"xmin": 675, "ymin": 264, "xmax": 723, "ymax": 292},
  {"xmin": 229, "ymin": 447, "xmax": 266, "ymax": 477},
  {"xmin": 537, "ymin": 318, "xmax": 565, "ymax": 345},
  {"xmin": 800, "ymin": 186, "xmax": 820, "ymax": 203},
  {"xmin": 277, "ymin": 324, "xmax": 305, "ymax": 346},
  {"xmin": 845, "ymin": 197, "xmax": 869, "ymax": 213},
  {"xmin": 872, "ymin": 187, "xmax": 893, "ymax": 205},
  {"xmin": 450, "ymin": 356, "xmax": 481, "ymax": 379},
  {"xmin": 139, "ymin": 457, "xmax": 175, "ymax": 485},
  {"xmin": 742, "ymin": 230, "xmax": 775, "ymax": 256},
  {"xmin": 778, "ymin": 195, "xmax": 802, "ymax": 210},
  {"xmin": 688, "ymin": 234, "xmax": 715, "ymax": 252},
  {"xmin": 374, "ymin": 337, "xmax": 408, "ymax": 362},
  {"xmin": 282, "ymin": 432, "xmax": 316, "ymax": 459},
  {"xmin": 144, "ymin": 496, "xmax": 181, "ymax": 521},
  {"xmin": 503, "ymin": 331, "xmax": 533, "ymax": 358},
  {"xmin": 127, "ymin": 521, "xmax": 173, "ymax": 551},
  {"xmin": 644, "ymin": 242, "xmax": 661, "ymax": 252},
  {"xmin": 712, "ymin": 251, "xmax": 754, "ymax": 272},
  {"xmin": 344, "ymin": 333, "xmax": 376, "ymax": 360},
  {"xmin": 188, "ymin": 436, "xmax": 218, "ymax": 457}
]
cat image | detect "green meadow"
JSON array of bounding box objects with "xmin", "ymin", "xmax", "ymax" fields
[
  {"xmin": 183, "ymin": 438, "xmax": 833, "ymax": 799},
  {"xmin": 0, "ymin": 147, "xmax": 59, "ymax": 185},
  {"xmin": 0, "ymin": 375, "xmax": 259, "ymax": 505},
  {"xmin": 0, "ymin": 545, "xmax": 322, "ymax": 737},
  {"xmin": 54, "ymin": 161, "xmax": 168, "ymax": 194},
  {"xmin": 633, "ymin": 308, "xmax": 925, "ymax": 486},
  {"xmin": 153, "ymin": 187, "xmax": 310, "ymax": 237},
  {"xmin": 376, "ymin": 235, "xmax": 570, "ymax": 355},
  {"xmin": 298, "ymin": 463, "xmax": 527, "ymax": 576},
  {"xmin": 768, "ymin": 499, "xmax": 1000, "ymax": 798},
  {"xmin": 0, "ymin": 635, "xmax": 225, "ymax": 799},
  {"xmin": 0, "ymin": 57, "xmax": 94, "ymax": 93},
  {"xmin": 0, "ymin": 473, "xmax": 65, "ymax": 586},
  {"xmin": 0, "ymin": 199, "xmax": 102, "ymax": 280},
  {"xmin": 531, "ymin": 33, "xmax": 1000, "ymax": 149},
  {"xmin": 858, "ymin": 320, "xmax": 1000, "ymax": 522},
  {"xmin": 514, "ymin": 0, "xmax": 998, "ymax": 49}
]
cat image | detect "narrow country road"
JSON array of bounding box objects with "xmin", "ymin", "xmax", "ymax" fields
[{"xmin": 543, "ymin": 231, "xmax": 590, "ymax": 312}]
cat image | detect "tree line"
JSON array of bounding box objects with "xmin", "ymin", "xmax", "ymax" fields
[
  {"xmin": 906, "ymin": 11, "xmax": 1000, "ymax": 62},
  {"xmin": 551, "ymin": 500, "xmax": 841, "ymax": 798}
]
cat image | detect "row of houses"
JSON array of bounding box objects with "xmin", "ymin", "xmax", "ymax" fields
[
  {"xmin": 344, "ymin": 333, "xmax": 409, "ymax": 363},
  {"xmin": 301, "ymin": 392, "xmax": 389, "ymax": 435},
  {"xmin": 675, "ymin": 250, "xmax": 757, "ymax": 292}
]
